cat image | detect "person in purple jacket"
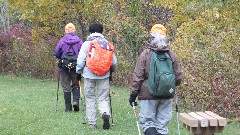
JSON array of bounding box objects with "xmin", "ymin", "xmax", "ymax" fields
[{"xmin": 54, "ymin": 23, "xmax": 83, "ymax": 112}]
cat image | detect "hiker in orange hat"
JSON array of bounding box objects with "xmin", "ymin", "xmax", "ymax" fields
[
  {"xmin": 55, "ymin": 23, "xmax": 83, "ymax": 112},
  {"xmin": 129, "ymin": 24, "xmax": 182, "ymax": 135}
]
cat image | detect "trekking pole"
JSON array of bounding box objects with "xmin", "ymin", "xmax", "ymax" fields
[
  {"xmin": 56, "ymin": 72, "xmax": 60, "ymax": 111},
  {"xmin": 109, "ymin": 71, "xmax": 115, "ymax": 126},
  {"xmin": 109, "ymin": 90, "xmax": 114, "ymax": 126},
  {"xmin": 132, "ymin": 102, "xmax": 141, "ymax": 135},
  {"xmin": 176, "ymin": 94, "xmax": 181, "ymax": 135},
  {"xmin": 79, "ymin": 80, "xmax": 87, "ymax": 127}
]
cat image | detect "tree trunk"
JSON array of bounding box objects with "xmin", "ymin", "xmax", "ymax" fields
[
  {"xmin": 0, "ymin": 2, "xmax": 8, "ymax": 33},
  {"xmin": 6, "ymin": 2, "xmax": 10, "ymax": 31}
]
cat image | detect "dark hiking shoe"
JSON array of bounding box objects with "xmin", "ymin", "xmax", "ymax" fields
[
  {"xmin": 73, "ymin": 101, "xmax": 79, "ymax": 112},
  {"xmin": 102, "ymin": 112, "xmax": 110, "ymax": 130},
  {"xmin": 145, "ymin": 127, "xmax": 158, "ymax": 135}
]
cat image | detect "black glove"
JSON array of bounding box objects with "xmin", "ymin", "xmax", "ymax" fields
[
  {"xmin": 57, "ymin": 59, "xmax": 62, "ymax": 68},
  {"xmin": 76, "ymin": 73, "xmax": 82, "ymax": 81},
  {"xmin": 109, "ymin": 66, "xmax": 114, "ymax": 82},
  {"xmin": 109, "ymin": 72, "xmax": 113, "ymax": 82},
  {"xmin": 129, "ymin": 95, "xmax": 137, "ymax": 107}
]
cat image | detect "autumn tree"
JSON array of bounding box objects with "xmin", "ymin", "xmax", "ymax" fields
[{"xmin": 1, "ymin": 0, "xmax": 239, "ymax": 118}]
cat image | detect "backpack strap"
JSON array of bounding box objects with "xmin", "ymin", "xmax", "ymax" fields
[
  {"xmin": 107, "ymin": 42, "xmax": 114, "ymax": 51},
  {"xmin": 150, "ymin": 49, "xmax": 172, "ymax": 61},
  {"xmin": 90, "ymin": 38, "xmax": 114, "ymax": 51},
  {"xmin": 66, "ymin": 44, "xmax": 76, "ymax": 55},
  {"xmin": 161, "ymin": 51, "xmax": 175, "ymax": 73}
]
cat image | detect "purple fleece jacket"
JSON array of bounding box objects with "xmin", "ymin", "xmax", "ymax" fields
[{"xmin": 54, "ymin": 33, "xmax": 83, "ymax": 72}]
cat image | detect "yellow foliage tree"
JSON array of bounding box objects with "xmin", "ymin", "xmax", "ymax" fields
[{"xmin": 3, "ymin": 0, "xmax": 239, "ymax": 118}]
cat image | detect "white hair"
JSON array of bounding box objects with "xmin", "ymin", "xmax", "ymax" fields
[{"xmin": 151, "ymin": 33, "xmax": 168, "ymax": 49}]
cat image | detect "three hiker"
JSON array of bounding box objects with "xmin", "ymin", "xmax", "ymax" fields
[
  {"xmin": 54, "ymin": 23, "xmax": 83, "ymax": 112},
  {"xmin": 129, "ymin": 24, "xmax": 182, "ymax": 135},
  {"xmin": 55, "ymin": 23, "xmax": 182, "ymax": 134},
  {"xmin": 76, "ymin": 23, "xmax": 117, "ymax": 130}
]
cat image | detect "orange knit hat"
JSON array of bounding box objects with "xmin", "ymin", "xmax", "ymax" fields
[{"xmin": 150, "ymin": 24, "xmax": 167, "ymax": 35}]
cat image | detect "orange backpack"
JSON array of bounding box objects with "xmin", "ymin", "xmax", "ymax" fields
[{"xmin": 86, "ymin": 39, "xmax": 114, "ymax": 76}]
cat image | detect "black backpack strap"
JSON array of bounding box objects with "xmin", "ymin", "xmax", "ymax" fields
[{"xmin": 67, "ymin": 44, "xmax": 76, "ymax": 55}]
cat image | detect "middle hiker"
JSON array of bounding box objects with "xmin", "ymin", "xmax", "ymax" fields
[{"xmin": 76, "ymin": 23, "xmax": 117, "ymax": 130}]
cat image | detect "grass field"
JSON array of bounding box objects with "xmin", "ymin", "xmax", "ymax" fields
[{"xmin": 0, "ymin": 74, "xmax": 239, "ymax": 135}]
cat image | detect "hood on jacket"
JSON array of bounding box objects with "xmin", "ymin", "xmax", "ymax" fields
[
  {"xmin": 62, "ymin": 33, "xmax": 82, "ymax": 45},
  {"xmin": 86, "ymin": 33, "xmax": 105, "ymax": 41},
  {"xmin": 86, "ymin": 33, "xmax": 110, "ymax": 49}
]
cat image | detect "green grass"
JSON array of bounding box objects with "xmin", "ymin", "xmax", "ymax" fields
[{"xmin": 0, "ymin": 75, "xmax": 239, "ymax": 135}]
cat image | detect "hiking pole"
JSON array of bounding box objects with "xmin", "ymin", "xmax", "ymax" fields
[
  {"xmin": 79, "ymin": 80, "xmax": 87, "ymax": 127},
  {"xmin": 176, "ymin": 94, "xmax": 181, "ymax": 135},
  {"xmin": 56, "ymin": 72, "xmax": 60, "ymax": 111},
  {"xmin": 109, "ymin": 71, "xmax": 115, "ymax": 126},
  {"xmin": 132, "ymin": 102, "xmax": 141, "ymax": 135},
  {"xmin": 109, "ymin": 91, "xmax": 114, "ymax": 126}
]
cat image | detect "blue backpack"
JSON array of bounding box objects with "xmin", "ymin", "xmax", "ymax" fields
[{"xmin": 146, "ymin": 51, "xmax": 176, "ymax": 98}]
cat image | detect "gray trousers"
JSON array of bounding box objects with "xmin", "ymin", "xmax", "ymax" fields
[
  {"xmin": 84, "ymin": 78, "xmax": 110, "ymax": 125},
  {"xmin": 139, "ymin": 99, "xmax": 173, "ymax": 135}
]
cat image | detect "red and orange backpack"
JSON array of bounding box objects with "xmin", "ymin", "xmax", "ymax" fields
[{"xmin": 86, "ymin": 38, "xmax": 114, "ymax": 76}]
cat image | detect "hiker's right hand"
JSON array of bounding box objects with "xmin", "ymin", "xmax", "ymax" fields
[
  {"xmin": 76, "ymin": 73, "xmax": 82, "ymax": 81},
  {"xmin": 129, "ymin": 95, "xmax": 137, "ymax": 107},
  {"xmin": 109, "ymin": 76, "xmax": 113, "ymax": 81},
  {"xmin": 109, "ymin": 66, "xmax": 113, "ymax": 82}
]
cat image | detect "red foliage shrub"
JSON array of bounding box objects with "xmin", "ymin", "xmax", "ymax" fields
[
  {"xmin": 0, "ymin": 24, "xmax": 32, "ymax": 72},
  {"xmin": 0, "ymin": 24, "xmax": 59, "ymax": 79}
]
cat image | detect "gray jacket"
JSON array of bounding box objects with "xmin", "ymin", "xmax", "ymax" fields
[{"xmin": 76, "ymin": 33, "xmax": 117, "ymax": 79}]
